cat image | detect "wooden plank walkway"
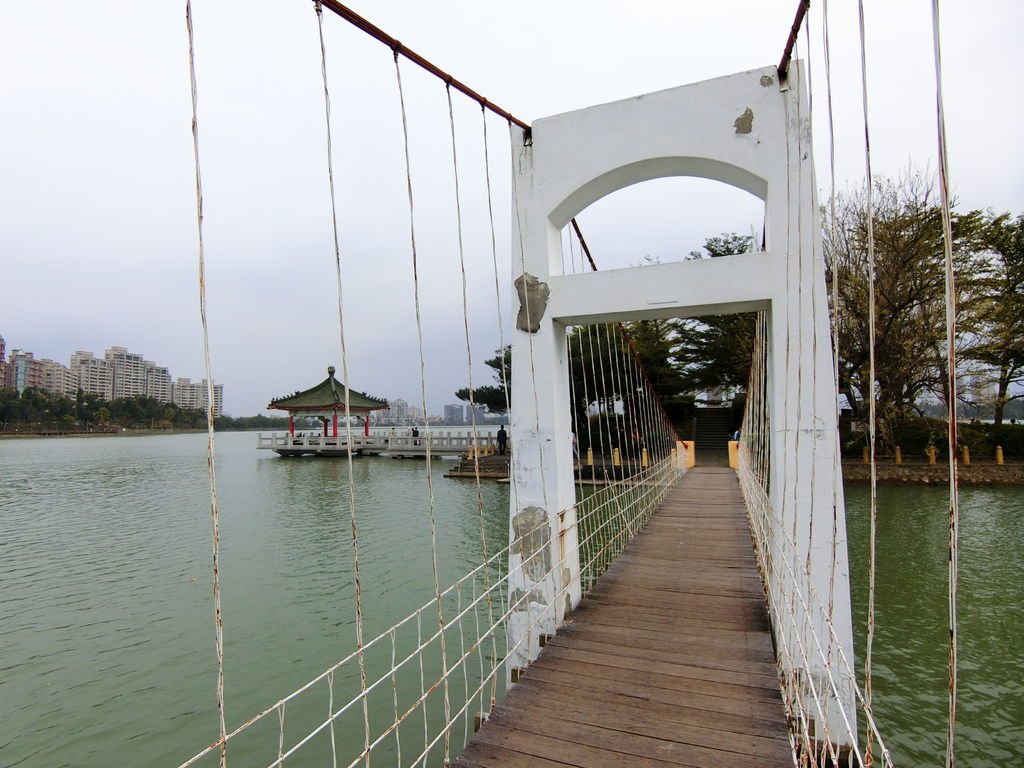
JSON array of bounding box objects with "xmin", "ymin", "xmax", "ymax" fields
[{"xmin": 454, "ymin": 467, "xmax": 793, "ymax": 768}]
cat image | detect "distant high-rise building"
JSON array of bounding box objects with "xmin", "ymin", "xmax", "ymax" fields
[
  {"xmin": 1, "ymin": 339, "xmax": 221, "ymax": 411},
  {"xmin": 6, "ymin": 350, "xmax": 44, "ymax": 394},
  {"xmin": 100, "ymin": 347, "xmax": 178, "ymax": 405},
  {"xmin": 146, "ymin": 364, "xmax": 172, "ymax": 403},
  {"xmin": 70, "ymin": 351, "xmax": 113, "ymax": 400},
  {"xmin": 443, "ymin": 403, "xmax": 465, "ymax": 425},
  {"xmin": 39, "ymin": 359, "xmax": 75, "ymax": 397},
  {"xmin": 105, "ymin": 346, "xmax": 149, "ymax": 399},
  {"xmin": 171, "ymin": 377, "xmax": 224, "ymax": 417},
  {"xmin": 389, "ymin": 398, "xmax": 409, "ymax": 423}
]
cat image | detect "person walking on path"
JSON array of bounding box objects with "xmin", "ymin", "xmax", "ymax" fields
[{"xmin": 497, "ymin": 425, "xmax": 508, "ymax": 456}]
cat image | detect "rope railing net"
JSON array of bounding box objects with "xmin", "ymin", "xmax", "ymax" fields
[
  {"xmin": 738, "ymin": 314, "xmax": 893, "ymax": 768},
  {"xmin": 177, "ymin": 432, "xmax": 682, "ymax": 768}
]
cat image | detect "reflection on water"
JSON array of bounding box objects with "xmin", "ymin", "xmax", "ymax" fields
[{"xmin": 845, "ymin": 484, "xmax": 1024, "ymax": 765}]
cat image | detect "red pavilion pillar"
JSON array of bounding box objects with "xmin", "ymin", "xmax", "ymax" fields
[
  {"xmin": 364, "ymin": 415, "xmax": 370, "ymax": 436},
  {"xmin": 289, "ymin": 413, "xmax": 294, "ymax": 437},
  {"xmin": 332, "ymin": 412, "xmax": 338, "ymax": 437}
]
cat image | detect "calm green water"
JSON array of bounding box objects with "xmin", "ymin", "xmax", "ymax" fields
[
  {"xmin": 844, "ymin": 484, "xmax": 1024, "ymax": 765},
  {"xmin": 1, "ymin": 434, "xmax": 1021, "ymax": 766},
  {"xmin": 1, "ymin": 432, "xmax": 509, "ymax": 767}
]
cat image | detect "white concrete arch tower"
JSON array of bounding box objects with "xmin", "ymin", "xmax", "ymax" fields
[{"xmin": 506, "ymin": 63, "xmax": 857, "ymax": 733}]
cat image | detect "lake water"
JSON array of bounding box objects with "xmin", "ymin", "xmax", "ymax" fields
[
  {"xmin": 1, "ymin": 432, "xmax": 1021, "ymax": 766},
  {"xmin": 844, "ymin": 483, "xmax": 1024, "ymax": 765}
]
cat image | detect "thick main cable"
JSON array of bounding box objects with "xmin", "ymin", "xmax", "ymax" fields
[
  {"xmin": 316, "ymin": 0, "xmax": 615, "ymax": 283},
  {"xmin": 778, "ymin": 0, "xmax": 811, "ymax": 81},
  {"xmin": 315, "ymin": 0, "xmax": 528, "ymax": 134}
]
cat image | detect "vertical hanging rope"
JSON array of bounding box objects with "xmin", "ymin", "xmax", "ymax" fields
[
  {"xmin": 313, "ymin": 5, "xmax": 369, "ymax": 762},
  {"xmin": 446, "ymin": 83, "xmax": 492, "ymax": 737},
  {"xmin": 857, "ymin": 1, "xmax": 881, "ymax": 762},
  {"xmin": 929, "ymin": 2, "xmax": 960, "ymax": 764},
  {"xmin": 184, "ymin": 5, "xmax": 227, "ymax": 765},
  {"xmin": 588, "ymin": 325, "xmax": 612, "ymax": 480},
  {"xmin": 393, "ymin": 53, "xmax": 452, "ymax": 762},
  {"xmin": 567, "ymin": 239, "xmax": 597, "ymax": 482},
  {"xmin": 479, "ymin": 105, "xmax": 503, "ymax": 712},
  {"xmin": 604, "ymin": 325, "xmax": 628, "ymax": 471},
  {"xmin": 821, "ymin": 0, "xmax": 843, "ymax": 694},
  {"xmin": 326, "ymin": 670, "xmax": 337, "ymax": 768}
]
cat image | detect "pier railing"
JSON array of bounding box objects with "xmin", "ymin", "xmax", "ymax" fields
[
  {"xmin": 176, "ymin": 450, "xmax": 683, "ymax": 768},
  {"xmin": 256, "ymin": 431, "xmax": 499, "ymax": 456}
]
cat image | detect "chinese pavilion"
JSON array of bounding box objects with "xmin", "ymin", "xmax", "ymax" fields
[{"xmin": 268, "ymin": 366, "xmax": 388, "ymax": 437}]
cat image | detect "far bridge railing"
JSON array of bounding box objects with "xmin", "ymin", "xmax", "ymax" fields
[{"xmin": 256, "ymin": 431, "xmax": 500, "ymax": 456}]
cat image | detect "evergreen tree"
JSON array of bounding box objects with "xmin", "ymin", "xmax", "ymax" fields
[
  {"xmin": 964, "ymin": 212, "xmax": 1024, "ymax": 425},
  {"xmin": 672, "ymin": 234, "xmax": 757, "ymax": 396},
  {"xmin": 455, "ymin": 346, "xmax": 511, "ymax": 414}
]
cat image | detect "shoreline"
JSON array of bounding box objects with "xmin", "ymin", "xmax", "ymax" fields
[
  {"xmin": 4, "ymin": 432, "xmax": 1023, "ymax": 486},
  {"xmin": 841, "ymin": 460, "xmax": 1024, "ymax": 486},
  {"xmin": 0, "ymin": 428, "xmax": 209, "ymax": 440}
]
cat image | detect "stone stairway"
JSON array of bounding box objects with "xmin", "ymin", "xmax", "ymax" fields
[
  {"xmin": 445, "ymin": 452, "xmax": 510, "ymax": 479},
  {"xmin": 694, "ymin": 406, "xmax": 735, "ymax": 451}
]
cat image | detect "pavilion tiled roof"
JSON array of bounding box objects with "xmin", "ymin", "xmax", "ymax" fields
[{"xmin": 268, "ymin": 366, "xmax": 388, "ymax": 412}]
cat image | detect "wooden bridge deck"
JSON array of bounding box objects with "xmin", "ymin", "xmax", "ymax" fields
[{"xmin": 454, "ymin": 467, "xmax": 793, "ymax": 768}]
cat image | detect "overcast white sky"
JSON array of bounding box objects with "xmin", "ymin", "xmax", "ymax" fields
[{"xmin": 1, "ymin": 1, "xmax": 1021, "ymax": 416}]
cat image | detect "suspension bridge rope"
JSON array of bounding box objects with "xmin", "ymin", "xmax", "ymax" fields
[
  {"xmin": 929, "ymin": 2, "xmax": 960, "ymax": 764},
  {"xmin": 392, "ymin": 52, "xmax": 454, "ymax": 764},
  {"xmin": 184, "ymin": 4, "xmax": 228, "ymax": 765},
  {"xmin": 856, "ymin": 1, "xmax": 883, "ymax": 762},
  {"xmin": 446, "ymin": 82, "xmax": 497, "ymax": 740},
  {"xmin": 176, "ymin": 5, "xmax": 690, "ymax": 765},
  {"xmin": 314, "ymin": 4, "xmax": 368, "ymax": 763},
  {"xmin": 479, "ymin": 103, "xmax": 504, "ymax": 714},
  {"xmin": 316, "ymin": 0, "xmax": 529, "ymax": 135},
  {"xmin": 778, "ymin": 0, "xmax": 811, "ymax": 81},
  {"xmin": 740, "ymin": 311, "xmax": 895, "ymax": 766},
  {"xmin": 821, "ymin": 5, "xmax": 844, "ymax": 737}
]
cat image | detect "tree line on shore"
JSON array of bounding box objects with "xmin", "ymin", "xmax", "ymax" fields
[{"xmin": 0, "ymin": 388, "xmax": 289, "ymax": 433}]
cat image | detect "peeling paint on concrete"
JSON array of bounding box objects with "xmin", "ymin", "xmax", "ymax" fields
[
  {"xmin": 760, "ymin": 74, "xmax": 774, "ymax": 87},
  {"xmin": 734, "ymin": 107, "xmax": 754, "ymax": 134},
  {"xmin": 509, "ymin": 586, "xmax": 549, "ymax": 607},
  {"xmin": 511, "ymin": 506, "xmax": 551, "ymax": 581},
  {"xmin": 514, "ymin": 273, "xmax": 550, "ymax": 333}
]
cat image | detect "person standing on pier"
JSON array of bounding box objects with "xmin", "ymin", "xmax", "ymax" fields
[{"xmin": 497, "ymin": 425, "xmax": 508, "ymax": 455}]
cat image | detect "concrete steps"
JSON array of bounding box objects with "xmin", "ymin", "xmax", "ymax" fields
[{"xmin": 694, "ymin": 407, "xmax": 735, "ymax": 450}]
